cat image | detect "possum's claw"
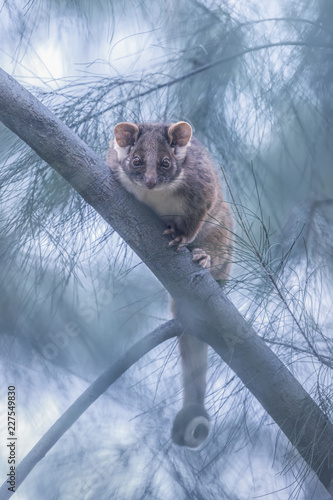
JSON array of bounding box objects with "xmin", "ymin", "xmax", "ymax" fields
[
  {"xmin": 168, "ymin": 235, "xmax": 188, "ymax": 248},
  {"xmin": 192, "ymin": 248, "xmax": 211, "ymax": 268}
]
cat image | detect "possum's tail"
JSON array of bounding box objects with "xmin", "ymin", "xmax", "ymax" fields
[{"xmin": 171, "ymin": 300, "xmax": 210, "ymax": 448}]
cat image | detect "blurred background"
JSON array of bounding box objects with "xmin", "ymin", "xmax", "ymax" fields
[{"xmin": 0, "ymin": 0, "xmax": 332, "ymax": 498}]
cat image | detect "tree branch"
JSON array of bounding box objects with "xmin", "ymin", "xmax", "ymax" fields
[
  {"xmin": 0, "ymin": 320, "xmax": 179, "ymax": 499},
  {"xmin": 0, "ymin": 68, "xmax": 332, "ymax": 496}
]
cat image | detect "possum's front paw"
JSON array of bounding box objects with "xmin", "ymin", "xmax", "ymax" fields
[
  {"xmin": 163, "ymin": 226, "xmax": 190, "ymax": 248},
  {"xmin": 192, "ymin": 248, "xmax": 211, "ymax": 269}
]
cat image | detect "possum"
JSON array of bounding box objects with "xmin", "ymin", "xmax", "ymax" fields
[{"xmin": 107, "ymin": 121, "xmax": 232, "ymax": 448}]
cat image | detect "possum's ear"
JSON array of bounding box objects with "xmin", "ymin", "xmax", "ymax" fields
[
  {"xmin": 168, "ymin": 121, "xmax": 192, "ymax": 147},
  {"xmin": 114, "ymin": 123, "xmax": 139, "ymax": 148},
  {"xmin": 113, "ymin": 123, "xmax": 139, "ymax": 161}
]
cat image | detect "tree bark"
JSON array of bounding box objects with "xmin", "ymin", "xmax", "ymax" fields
[{"xmin": 0, "ymin": 67, "xmax": 332, "ymax": 496}]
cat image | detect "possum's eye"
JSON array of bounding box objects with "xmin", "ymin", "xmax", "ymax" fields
[
  {"xmin": 161, "ymin": 158, "xmax": 170, "ymax": 168},
  {"xmin": 132, "ymin": 156, "xmax": 142, "ymax": 167}
]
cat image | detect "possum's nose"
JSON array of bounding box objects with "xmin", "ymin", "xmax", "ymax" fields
[{"xmin": 145, "ymin": 177, "xmax": 157, "ymax": 189}]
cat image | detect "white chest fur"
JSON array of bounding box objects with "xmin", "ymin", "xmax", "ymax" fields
[{"xmin": 117, "ymin": 169, "xmax": 185, "ymax": 218}]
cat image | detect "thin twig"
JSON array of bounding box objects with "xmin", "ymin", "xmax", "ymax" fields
[
  {"xmin": 0, "ymin": 320, "xmax": 179, "ymax": 499},
  {"xmin": 221, "ymin": 165, "xmax": 330, "ymax": 367},
  {"xmin": 73, "ymin": 40, "xmax": 333, "ymax": 126}
]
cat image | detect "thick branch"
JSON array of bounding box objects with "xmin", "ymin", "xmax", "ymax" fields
[
  {"xmin": 0, "ymin": 320, "xmax": 179, "ymax": 499},
  {"xmin": 0, "ymin": 68, "xmax": 332, "ymax": 495}
]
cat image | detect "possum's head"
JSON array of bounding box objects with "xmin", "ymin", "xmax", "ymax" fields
[{"xmin": 113, "ymin": 122, "xmax": 192, "ymax": 190}]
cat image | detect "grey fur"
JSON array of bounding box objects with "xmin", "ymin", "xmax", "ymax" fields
[{"xmin": 107, "ymin": 121, "xmax": 233, "ymax": 447}]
